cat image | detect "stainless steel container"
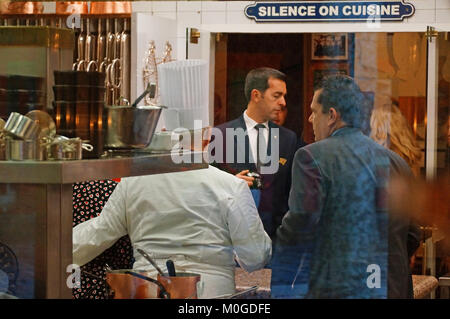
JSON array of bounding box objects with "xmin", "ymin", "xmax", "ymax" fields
[
  {"xmin": 5, "ymin": 138, "xmax": 38, "ymax": 161},
  {"xmin": 48, "ymin": 137, "xmax": 86, "ymax": 161},
  {"xmin": 3, "ymin": 112, "xmax": 40, "ymax": 140},
  {"xmin": 105, "ymin": 105, "xmax": 162, "ymax": 149}
]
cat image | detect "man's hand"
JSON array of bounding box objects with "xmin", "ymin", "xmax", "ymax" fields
[{"xmin": 235, "ymin": 169, "xmax": 254, "ymax": 187}]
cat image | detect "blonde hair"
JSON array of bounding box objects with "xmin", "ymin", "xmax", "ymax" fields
[{"xmin": 370, "ymin": 102, "xmax": 422, "ymax": 171}]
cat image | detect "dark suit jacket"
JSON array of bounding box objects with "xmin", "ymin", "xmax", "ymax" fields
[
  {"xmin": 210, "ymin": 115, "xmax": 299, "ymax": 238},
  {"xmin": 271, "ymin": 127, "xmax": 418, "ymax": 298}
]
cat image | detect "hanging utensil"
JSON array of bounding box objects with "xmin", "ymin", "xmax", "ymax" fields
[
  {"xmin": 104, "ymin": 18, "xmax": 118, "ymax": 104},
  {"xmin": 100, "ymin": 18, "xmax": 114, "ymax": 73},
  {"xmin": 96, "ymin": 18, "xmax": 107, "ymax": 71},
  {"xmin": 73, "ymin": 19, "xmax": 86, "ymax": 71},
  {"xmin": 119, "ymin": 18, "xmax": 130, "ymax": 103},
  {"xmin": 113, "ymin": 18, "xmax": 121, "ymax": 60},
  {"xmin": 106, "ymin": 58, "xmax": 121, "ymax": 105},
  {"xmin": 85, "ymin": 18, "xmax": 98, "ymax": 72},
  {"xmin": 136, "ymin": 248, "xmax": 164, "ymax": 277}
]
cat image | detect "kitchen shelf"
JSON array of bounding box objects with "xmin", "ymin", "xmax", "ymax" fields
[{"xmin": 0, "ymin": 151, "xmax": 208, "ymax": 184}]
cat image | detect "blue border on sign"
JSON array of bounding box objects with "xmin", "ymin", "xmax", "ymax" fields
[{"xmin": 244, "ymin": 1, "xmax": 415, "ymax": 22}]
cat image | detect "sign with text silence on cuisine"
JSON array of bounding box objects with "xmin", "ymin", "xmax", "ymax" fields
[{"xmin": 244, "ymin": 1, "xmax": 415, "ymax": 22}]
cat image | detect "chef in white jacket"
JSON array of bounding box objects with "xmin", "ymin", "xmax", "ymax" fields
[{"xmin": 73, "ymin": 128, "xmax": 272, "ymax": 298}]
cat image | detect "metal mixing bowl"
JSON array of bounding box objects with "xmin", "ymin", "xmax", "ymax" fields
[{"xmin": 105, "ymin": 105, "xmax": 162, "ymax": 149}]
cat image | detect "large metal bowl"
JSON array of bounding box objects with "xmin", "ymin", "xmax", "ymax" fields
[{"xmin": 105, "ymin": 105, "xmax": 162, "ymax": 149}]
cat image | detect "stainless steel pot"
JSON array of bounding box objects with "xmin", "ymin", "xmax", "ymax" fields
[
  {"xmin": 47, "ymin": 136, "xmax": 93, "ymax": 161},
  {"xmin": 5, "ymin": 137, "xmax": 38, "ymax": 161},
  {"xmin": 3, "ymin": 112, "xmax": 40, "ymax": 140},
  {"xmin": 105, "ymin": 105, "xmax": 162, "ymax": 149}
]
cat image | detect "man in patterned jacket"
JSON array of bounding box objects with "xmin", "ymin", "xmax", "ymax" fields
[{"xmin": 271, "ymin": 75, "xmax": 414, "ymax": 298}]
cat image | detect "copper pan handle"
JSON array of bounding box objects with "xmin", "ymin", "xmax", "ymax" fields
[
  {"xmin": 109, "ymin": 58, "xmax": 121, "ymax": 89},
  {"xmin": 76, "ymin": 60, "xmax": 86, "ymax": 71},
  {"xmin": 87, "ymin": 60, "xmax": 98, "ymax": 72}
]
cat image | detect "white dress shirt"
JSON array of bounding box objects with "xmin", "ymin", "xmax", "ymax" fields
[
  {"xmin": 73, "ymin": 165, "xmax": 272, "ymax": 298},
  {"xmin": 243, "ymin": 111, "xmax": 269, "ymax": 164}
]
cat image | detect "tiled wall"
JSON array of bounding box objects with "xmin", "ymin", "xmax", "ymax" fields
[
  {"xmin": 130, "ymin": 0, "xmax": 450, "ymax": 26},
  {"xmin": 41, "ymin": 1, "xmax": 450, "ymax": 29}
]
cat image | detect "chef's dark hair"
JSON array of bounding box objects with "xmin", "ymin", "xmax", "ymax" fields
[
  {"xmin": 244, "ymin": 67, "xmax": 286, "ymax": 102},
  {"xmin": 314, "ymin": 74, "xmax": 363, "ymax": 128}
]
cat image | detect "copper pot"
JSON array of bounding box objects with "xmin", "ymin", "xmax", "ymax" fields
[
  {"xmin": 90, "ymin": 2, "xmax": 131, "ymax": 15},
  {"xmin": 55, "ymin": 2, "xmax": 89, "ymax": 15},
  {"xmin": 0, "ymin": 1, "xmax": 43, "ymax": 15},
  {"xmin": 105, "ymin": 270, "xmax": 166, "ymax": 299},
  {"xmin": 157, "ymin": 273, "xmax": 201, "ymax": 299}
]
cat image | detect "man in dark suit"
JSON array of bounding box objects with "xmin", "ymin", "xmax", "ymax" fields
[
  {"xmin": 271, "ymin": 74, "xmax": 418, "ymax": 298},
  {"xmin": 209, "ymin": 67, "xmax": 299, "ymax": 239}
]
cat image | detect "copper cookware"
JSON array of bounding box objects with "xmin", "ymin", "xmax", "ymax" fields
[
  {"xmin": 85, "ymin": 18, "xmax": 98, "ymax": 72},
  {"xmin": 97, "ymin": 19, "xmax": 107, "ymax": 71},
  {"xmin": 73, "ymin": 19, "xmax": 86, "ymax": 71},
  {"xmin": 0, "ymin": 1, "xmax": 43, "ymax": 14},
  {"xmin": 119, "ymin": 19, "xmax": 130, "ymax": 102},
  {"xmin": 90, "ymin": 2, "xmax": 131, "ymax": 15},
  {"xmin": 157, "ymin": 273, "xmax": 201, "ymax": 299},
  {"xmin": 55, "ymin": 2, "xmax": 89, "ymax": 15},
  {"xmin": 105, "ymin": 270, "xmax": 167, "ymax": 299}
]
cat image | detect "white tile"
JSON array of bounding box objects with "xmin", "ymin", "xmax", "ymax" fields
[
  {"xmin": 177, "ymin": 1, "xmax": 202, "ymax": 12},
  {"xmin": 408, "ymin": 0, "xmax": 436, "ymax": 10},
  {"xmin": 42, "ymin": 2, "xmax": 56, "ymax": 14},
  {"xmin": 177, "ymin": 11, "xmax": 202, "ymax": 33},
  {"xmin": 154, "ymin": 11, "xmax": 177, "ymax": 20},
  {"xmin": 436, "ymin": 9, "xmax": 450, "ymax": 22},
  {"xmin": 176, "ymin": 37, "xmax": 188, "ymax": 60},
  {"xmin": 406, "ymin": 9, "xmax": 436, "ymax": 23},
  {"xmin": 132, "ymin": 1, "xmax": 153, "ymax": 12},
  {"xmin": 226, "ymin": 10, "xmax": 255, "ymax": 24},
  {"xmin": 202, "ymin": 11, "xmax": 227, "ymax": 25},
  {"xmin": 226, "ymin": 1, "xmax": 254, "ymax": 12},
  {"xmin": 153, "ymin": 1, "xmax": 177, "ymax": 12},
  {"xmin": 436, "ymin": 0, "xmax": 450, "ymax": 9},
  {"xmin": 201, "ymin": 1, "xmax": 226, "ymax": 12}
]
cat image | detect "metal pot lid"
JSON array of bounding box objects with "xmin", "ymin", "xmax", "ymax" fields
[{"xmin": 25, "ymin": 110, "xmax": 56, "ymax": 141}]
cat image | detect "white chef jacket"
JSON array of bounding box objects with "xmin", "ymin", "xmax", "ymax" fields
[{"xmin": 73, "ymin": 165, "xmax": 272, "ymax": 298}]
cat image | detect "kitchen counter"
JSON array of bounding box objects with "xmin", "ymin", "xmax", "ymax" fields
[
  {"xmin": 0, "ymin": 150, "xmax": 207, "ymax": 184},
  {"xmin": 0, "ymin": 151, "xmax": 208, "ymax": 299}
]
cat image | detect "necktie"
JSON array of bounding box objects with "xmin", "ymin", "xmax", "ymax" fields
[{"xmin": 254, "ymin": 124, "xmax": 267, "ymax": 172}]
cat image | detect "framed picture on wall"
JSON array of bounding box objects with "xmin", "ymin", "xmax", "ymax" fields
[{"xmin": 312, "ymin": 33, "xmax": 348, "ymax": 60}]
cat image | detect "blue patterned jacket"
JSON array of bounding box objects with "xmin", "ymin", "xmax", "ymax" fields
[{"xmin": 271, "ymin": 127, "xmax": 396, "ymax": 298}]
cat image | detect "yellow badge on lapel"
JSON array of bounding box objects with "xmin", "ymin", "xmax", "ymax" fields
[{"xmin": 279, "ymin": 158, "xmax": 287, "ymax": 166}]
